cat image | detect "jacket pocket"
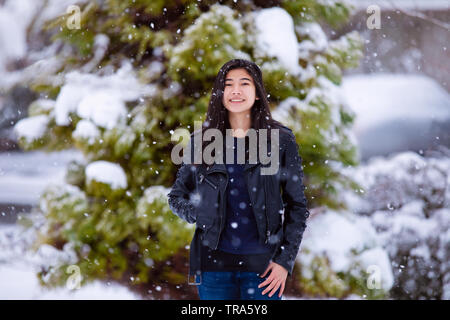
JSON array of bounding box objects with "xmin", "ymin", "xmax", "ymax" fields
[
  {"xmin": 267, "ymin": 222, "xmax": 284, "ymax": 245},
  {"xmin": 196, "ymin": 214, "xmax": 214, "ymax": 232}
]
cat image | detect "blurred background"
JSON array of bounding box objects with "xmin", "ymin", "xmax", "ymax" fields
[{"xmin": 0, "ymin": 0, "xmax": 449, "ymax": 300}]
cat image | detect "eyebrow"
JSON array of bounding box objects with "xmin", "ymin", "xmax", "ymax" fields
[{"xmin": 225, "ymin": 77, "xmax": 253, "ymax": 82}]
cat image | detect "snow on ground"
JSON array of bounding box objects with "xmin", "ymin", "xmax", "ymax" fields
[
  {"xmin": 0, "ymin": 222, "xmax": 138, "ymax": 300},
  {"xmin": 0, "ymin": 264, "xmax": 138, "ymax": 300}
]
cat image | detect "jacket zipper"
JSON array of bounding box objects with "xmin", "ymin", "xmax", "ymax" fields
[
  {"xmin": 199, "ymin": 174, "xmax": 218, "ymax": 190},
  {"xmin": 245, "ymin": 177, "xmax": 267, "ymax": 243},
  {"xmin": 204, "ymin": 177, "xmax": 218, "ymax": 189},
  {"xmin": 214, "ymin": 171, "xmax": 228, "ymax": 250},
  {"xmin": 264, "ymin": 177, "xmax": 271, "ymax": 244},
  {"xmin": 244, "ymin": 171, "xmax": 270, "ymax": 244}
]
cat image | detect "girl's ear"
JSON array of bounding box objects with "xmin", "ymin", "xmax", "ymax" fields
[{"xmin": 256, "ymin": 97, "xmax": 260, "ymax": 100}]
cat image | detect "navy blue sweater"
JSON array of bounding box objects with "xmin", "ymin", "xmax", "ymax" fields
[
  {"xmin": 201, "ymin": 136, "xmax": 273, "ymax": 273},
  {"xmin": 217, "ymin": 136, "xmax": 272, "ymax": 254}
]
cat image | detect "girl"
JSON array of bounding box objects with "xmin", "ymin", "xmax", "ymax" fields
[{"xmin": 168, "ymin": 59, "xmax": 310, "ymax": 300}]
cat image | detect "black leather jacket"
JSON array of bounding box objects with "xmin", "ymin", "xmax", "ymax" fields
[{"xmin": 168, "ymin": 126, "xmax": 310, "ymax": 284}]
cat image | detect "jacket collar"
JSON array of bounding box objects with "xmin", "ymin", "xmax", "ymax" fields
[
  {"xmin": 205, "ymin": 161, "xmax": 260, "ymax": 174},
  {"xmin": 202, "ymin": 131, "xmax": 286, "ymax": 174}
]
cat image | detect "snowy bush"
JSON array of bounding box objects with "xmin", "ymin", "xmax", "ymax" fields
[
  {"xmin": 293, "ymin": 150, "xmax": 449, "ymax": 300},
  {"xmin": 345, "ymin": 152, "xmax": 447, "ymax": 216},
  {"xmin": 36, "ymin": 181, "xmax": 194, "ymax": 287},
  {"xmin": 297, "ymin": 210, "xmax": 393, "ymax": 299},
  {"xmin": 341, "ymin": 151, "xmax": 450, "ymax": 299}
]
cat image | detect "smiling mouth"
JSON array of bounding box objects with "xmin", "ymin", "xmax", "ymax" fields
[{"xmin": 230, "ymin": 99, "xmax": 245, "ymax": 103}]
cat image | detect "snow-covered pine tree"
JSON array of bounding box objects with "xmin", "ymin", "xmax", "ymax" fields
[{"xmin": 13, "ymin": 0, "xmax": 363, "ymax": 298}]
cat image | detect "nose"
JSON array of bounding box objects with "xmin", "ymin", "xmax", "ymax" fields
[{"xmin": 232, "ymin": 87, "xmax": 242, "ymax": 95}]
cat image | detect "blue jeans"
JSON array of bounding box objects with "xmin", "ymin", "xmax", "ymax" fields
[{"xmin": 197, "ymin": 271, "xmax": 282, "ymax": 300}]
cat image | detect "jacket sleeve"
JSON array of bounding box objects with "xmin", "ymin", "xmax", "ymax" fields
[
  {"xmin": 272, "ymin": 131, "xmax": 310, "ymax": 276},
  {"xmin": 167, "ymin": 145, "xmax": 198, "ymax": 224}
]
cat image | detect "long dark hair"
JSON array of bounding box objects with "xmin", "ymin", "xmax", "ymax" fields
[{"xmin": 193, "ymin": 59, "xmax": 285, "ymax": 166}]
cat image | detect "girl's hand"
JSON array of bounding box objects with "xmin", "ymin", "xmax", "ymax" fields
[{"xmin": 258, "ymin": 261, "xmax": 288, "ymax": 298}]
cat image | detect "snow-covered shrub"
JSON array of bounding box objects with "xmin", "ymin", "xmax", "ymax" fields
[
  {"xmin": 37, "ymin": 182, "xmax": 194, "ymax": 287},
  {"xmin": 84, "ymin": 160, "xmax": 127, "ymax": 198},
  {"xmin": 168, "ymin": 4, "xmax": 251, "ymax": 86},
  {"xmin": 341, "ymin": 151, "xmax": 450, "ymax": 299},
  {"xmin": 297, "ymin": 210, "xmax": 394, "ymax": 299},
  {"xmin": 136, "ymin": 186, "xmax": 195, "ymax": 281},
  {"xmin": 346, "ymin": 152, "xmax": 447, "ymax": 216},
  {"xmin": 296, "ymin": 150, "xmax": 450, "ymax": 300}
]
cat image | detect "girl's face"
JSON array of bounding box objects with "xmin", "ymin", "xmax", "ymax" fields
[{"xmin": 222, "ymin": 68, "xmax": 259, "ymax": 115}]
